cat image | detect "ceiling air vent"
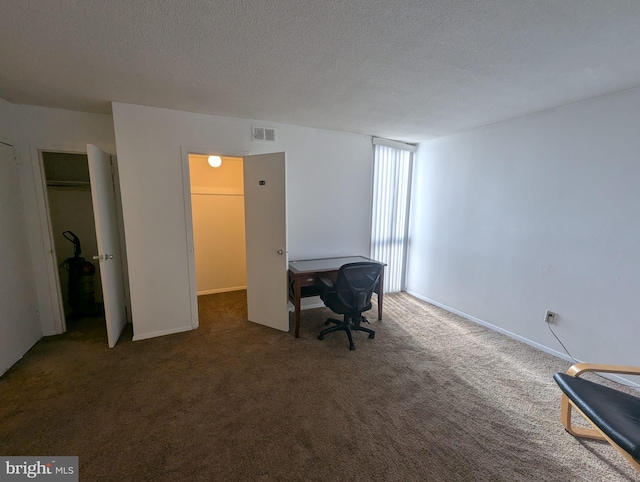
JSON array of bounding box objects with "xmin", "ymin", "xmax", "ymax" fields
[{"xmin": 252, "ymin": 125, "xmax": 277, "ymax": 143}]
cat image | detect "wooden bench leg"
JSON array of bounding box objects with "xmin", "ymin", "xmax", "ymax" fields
[
  {"xmin": 560, "ymin": 394, "xmax": 640, "ymax": 472},
  {"xmin": 556, "ymin": 363, "xmax": 640, "ymax": 473},
  {"xmin": 560, "ymin": 394, "xmax": 604, "ymax": 440}
]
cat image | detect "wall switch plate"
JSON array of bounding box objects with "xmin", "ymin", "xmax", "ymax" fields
[{"xmin": 545, "ymin": 310, "xmax": 556, "ymax": 324}]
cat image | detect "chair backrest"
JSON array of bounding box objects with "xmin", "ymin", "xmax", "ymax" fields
[{"xmin": 333, "ymin": 262, "xmax": 383, "ymax": 312}]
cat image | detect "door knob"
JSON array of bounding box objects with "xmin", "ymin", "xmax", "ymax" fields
[
  {"xmin": 92, "ymin": 254, "xmax": 114, "ymax": 261},
  {"xmin": 277, "ymin": 249, "xmax": 284, "ymax": 255}
]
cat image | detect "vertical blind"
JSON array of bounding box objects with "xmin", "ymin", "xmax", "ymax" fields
[{"xmin": 371, "ymin": 139, "xmax": 414, "ymax": 293}]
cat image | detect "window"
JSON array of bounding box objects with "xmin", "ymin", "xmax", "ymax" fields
[{"xmin": 370, "ymin": 138, "xmax": 415, "ymax": 292}]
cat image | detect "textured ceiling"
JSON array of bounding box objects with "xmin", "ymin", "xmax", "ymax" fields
[{"xmin": 2, "ymin": 0, "xmax": 640, "ymax": 142}]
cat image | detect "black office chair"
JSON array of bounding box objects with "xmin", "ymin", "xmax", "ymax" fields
[{"xmin": 317, "ymin": 262, "xmax": 383, "ymax": 350}]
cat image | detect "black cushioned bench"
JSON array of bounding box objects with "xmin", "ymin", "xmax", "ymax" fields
[{"xmin": 553, "ymin": 363, "xmax": 640, "ymax": 473}]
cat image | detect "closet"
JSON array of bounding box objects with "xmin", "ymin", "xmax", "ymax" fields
[
  {"xmin": 43, "ymin": 152, "xmax": 104, "ymax": 320},
  {"xmin": 188, "ymin": 154, "xmax": 247, "ymax": 295}
]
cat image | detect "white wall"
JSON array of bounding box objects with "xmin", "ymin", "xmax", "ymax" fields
[
  {"xmin": 112, "ymin": 103, "xmax": 373, "ymax": 340},
  {"xmin": 0, "ymin": 142, "xmax": 41, "ymax": 375},
  {"xmin": 0, "ymin": 97, "xmax": 14, "ymax": 139},
  {"xmin": 0, "ymin": 99, "xmax": 42, "ymax": 375},
  {"xmin": 10, "ymin": 103, "xmax": 116, "ymax": 335},
  {"xmin": 407, "ymin": 87, "xmax": 640, "ymax": 367}
]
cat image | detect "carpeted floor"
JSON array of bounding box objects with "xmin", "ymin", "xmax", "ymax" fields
[{"xmin": 0, "ymin": 291, "xmax": 637, "ymax": 481}]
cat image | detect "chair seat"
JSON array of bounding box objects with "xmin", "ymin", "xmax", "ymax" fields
[
  {"xmin": 321, "ymin": 294, "xmax": 372, "ymax": 315},
  {"xmin": 554, "ymin": 372, "xmax": 640, "ymax": 459}
]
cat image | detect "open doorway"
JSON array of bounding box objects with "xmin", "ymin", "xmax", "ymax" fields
[
  {"xmin": 188, "ymin": 154, "xmax": 247, "ymax": 301},
  {"xmin": 42, "ymin": 152, "xmax": 105, "ymax": 328},
  {"xmin": 182, "ymin": 150, "xmax": 288, "ymax": 332}
]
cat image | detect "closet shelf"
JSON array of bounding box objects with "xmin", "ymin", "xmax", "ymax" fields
[{"xmin": 46, "ymin": 180, "xmax": 91, "ymax": 188}]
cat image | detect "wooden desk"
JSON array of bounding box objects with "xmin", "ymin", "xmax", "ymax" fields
[{"xmin": 288, "ymin": 256, "xmax": 386, "ymax": 338}]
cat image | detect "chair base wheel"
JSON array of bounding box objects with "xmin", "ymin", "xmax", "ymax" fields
[{"xmin": 318, "ymin": 316, "xmax": 376, "ymax": 350}]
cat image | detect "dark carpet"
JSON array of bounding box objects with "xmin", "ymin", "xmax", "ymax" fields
[{"xmin": 0, "ymin": 291, "xmax": 637, "ymax": 481}]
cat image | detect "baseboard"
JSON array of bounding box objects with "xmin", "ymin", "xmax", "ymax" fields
[
  {"xmin": 132, "ymin": 325, "xmax": 193, "ymax": 342},
  {"xmin": 197, "ymin": 286, "xmax": 246, "ymax": 296},
  {"xmin": 291, "ymin": 301, "xmax": 326, "ymax": 311},
  {"xmin": 287, "ymin": 297, "xmax": 325, "ymax": 312},
  {"xmin": 302, "ymin": 301, "xmax": 326, "ymax": 310},
  {"xmin": 405, "ymin": 290, "xmax": 640, "ymax": 390}
]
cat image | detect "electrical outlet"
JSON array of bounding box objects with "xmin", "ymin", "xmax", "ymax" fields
[{"xmin": 544, "ymin": 310, "xmax": 556, "ymax": 324}]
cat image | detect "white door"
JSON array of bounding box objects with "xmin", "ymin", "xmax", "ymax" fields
[
  {"xmin": 243, "ymin": 152, "xmax": 288, "ymax": 331},
  {"xmin": 87, "ymin": 144, "xmax": 128, "ymax": 347}
]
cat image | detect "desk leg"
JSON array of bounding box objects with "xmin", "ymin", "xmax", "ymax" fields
[
  {"xmin": 378, "ymin": 269, "xmax": 384, "ymax": 321},
  {"xmin": 294, "ymin": 281, "xmax": 302, "ymax": 338}
]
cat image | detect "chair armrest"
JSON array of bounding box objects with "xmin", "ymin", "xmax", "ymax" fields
[
  {"xmin": 566, "ymin": 363, "xmax": 640, "ymax": 378},
  {"xmin": 318, "ymin": 277, "xmax": 333, "ymax": 289}
]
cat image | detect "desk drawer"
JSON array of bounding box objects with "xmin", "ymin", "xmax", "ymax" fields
[
  {"xmin": 299, "ymin": 275, "xmax": 320, "ymax": 287},
  {"xmin": 298, "ymin": 272, "xmax": 338, "ymax": 287}
]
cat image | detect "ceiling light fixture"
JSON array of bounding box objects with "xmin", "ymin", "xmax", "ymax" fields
[{"xmin": 207, "ymin": 155, "xmax": 222, "ymax": 168}]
